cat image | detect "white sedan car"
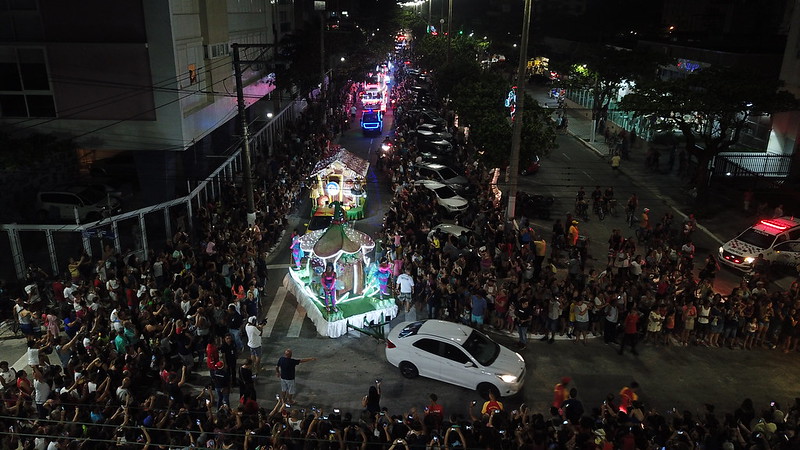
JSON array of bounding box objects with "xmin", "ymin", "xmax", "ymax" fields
[
  {"xmin": 385, "ymin": 320, "xmax": 526, "ymax": 397},
  {"xmin": 414, "ymin": 180, "xmax": 468, "ymax": 215}
]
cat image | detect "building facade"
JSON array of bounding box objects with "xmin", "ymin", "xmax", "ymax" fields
[{"xmin": 0, "ymin": 0, "xmax": 295, "ymax": 202}]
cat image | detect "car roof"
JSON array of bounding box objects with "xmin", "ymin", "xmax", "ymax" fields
[
  {"xmin": 750, "ymin": 216, "xmax": 800, "ymax": 235},
  {"xmin": 414, "ymin": 179, "xmax": 445, "ymax": 189},
  {"xmin": 416, "ymin": 320, "xmax": 474, "ymax": 346},
  {"xmin": 416, "ymin": 161, "xmax": 445, "ymax": 170},
  {"xmin": 432, "ymin": 223, "xmax": 472, "ymax": 236}
]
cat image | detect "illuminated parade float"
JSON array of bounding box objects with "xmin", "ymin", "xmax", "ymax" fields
[
  {"xmin": 308, "ymin": 147, "xmax": 368, "ymax": 221},
  {"xmin": 284, "ymin": 202, "xmax": 397, "ymax": 338}
]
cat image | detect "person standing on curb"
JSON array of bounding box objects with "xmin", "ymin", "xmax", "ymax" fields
[{"xmin": 276, "ymin": 348, "xmax": 316, "ymax": 406}]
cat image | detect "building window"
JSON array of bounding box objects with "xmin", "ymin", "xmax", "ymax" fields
[
  {"xmin": 204, "ymin": 43, "xmax": 229, "ymax": 59},
  {"xmin": 188, "ymin": 63, "xmax": 197, "ymax": 85}
]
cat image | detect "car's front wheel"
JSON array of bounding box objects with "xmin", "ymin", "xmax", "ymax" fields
[
  {"xmin": 477, "ymin": 382, "xmax": 500, "ymax": 400},
  {"xmin": 399, "ymin": 361, "xmax": 419, "ymax": 379}
]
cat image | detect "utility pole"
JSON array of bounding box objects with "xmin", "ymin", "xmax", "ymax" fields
[
  {"xmin": 506, "ymin": 0, "xmax": 532, "ymax": 220},
  {"xmin": 315, "ymin": 1, "xmax": 326, "ymax": 82},
  {"xmin": 446, "ymin": 0, "xmax": 452, "ymax": 63},
  {"xmin": 231, "ymin": 43, "xmax": 271, "ymax": 226}
]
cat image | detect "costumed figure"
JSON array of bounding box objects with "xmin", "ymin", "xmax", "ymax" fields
[
  {"xmin": 289, "ymin": 230, "xmax": 304, "ymax": 269},
  {"xmin": 321, "ymin": 263, "xmax": 338, "ymax": 313},
  {"xmin": 377, "ymin": 258, "xmax": 392, "ymax": 299}
]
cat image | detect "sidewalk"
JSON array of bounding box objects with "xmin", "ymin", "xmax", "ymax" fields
[{"xmin": 527, "ymin": 85, "xmax": 794, "ymax": 290}]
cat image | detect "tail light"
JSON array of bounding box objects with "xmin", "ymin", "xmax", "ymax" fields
[{"xmin": 386, "ymin": 339, "xmax": 396, "ymax": 349}]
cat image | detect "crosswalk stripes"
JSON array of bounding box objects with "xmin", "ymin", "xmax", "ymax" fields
[
  {"xmin": 263, "ymin": 286, "xmax": 287, "ymax": 337},
  {"xmin": 286, "ymin": 303, "xmax": 307, "ymax": 338}
]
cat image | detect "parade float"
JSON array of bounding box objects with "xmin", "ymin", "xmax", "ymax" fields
[
  {"xmin": 284, "ymin": 202, "xmax": 397, "ymax": 338},
  {"xmin": 309, "ymin": 147, "xmax": 369, "ymax": 221}
]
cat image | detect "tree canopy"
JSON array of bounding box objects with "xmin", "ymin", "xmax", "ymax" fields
[{"xmin": 618, "ymin": 66, "xmax": 798, "ymax": 187}]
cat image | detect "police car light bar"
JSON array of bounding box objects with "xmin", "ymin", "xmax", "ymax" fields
[{"xmin": 759, "ymin": 219, "xmax": 789, "ymax": 230}]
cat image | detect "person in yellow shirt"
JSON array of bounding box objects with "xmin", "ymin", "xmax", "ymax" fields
[
  {"xmin": 568, "ymin": 220, "xmax": 580, "ymax": 247},
  {"xmin": 533, "ymin": 238, "xmax": 547, "ymax": 278}
]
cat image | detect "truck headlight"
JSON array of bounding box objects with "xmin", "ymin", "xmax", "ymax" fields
[{"xmin": 744, "ymin": 257, "xmax": 755, "ymax": 264}]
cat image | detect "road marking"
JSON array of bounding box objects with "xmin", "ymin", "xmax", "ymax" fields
[
  {"xmin": 267, "ymin": 263, "xmax": 291, "ymax": 270},
  {"xmin": 581, "ymin": 171, "xmax": 595, "ymax": 181},
  {"xmin": 562, "ymin": 153, "xmax": 570, "ymax": 160},
  {"xmin": 263, "ymin": 286, "xmax": 287, "ymax": 337},
  {"xmin": 287, "ymin": 303, "xmax": 307, "ymax": 338}
]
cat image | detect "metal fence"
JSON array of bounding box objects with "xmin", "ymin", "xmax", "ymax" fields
[{"xmin": 1, "ymin": 99, "xmax": 305, "ymax": 282}]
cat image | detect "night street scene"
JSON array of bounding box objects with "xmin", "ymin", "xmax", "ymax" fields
[{"xmin": 2, "ymin": 0, "xmax": 800, "ymax": 448}]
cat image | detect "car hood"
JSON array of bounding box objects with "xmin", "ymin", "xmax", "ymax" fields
[
  {"xmin": 440, "ymin": 196, "xmax": 467, "ymax": 209},
  {"xmin": 722, "ymin": 239, "xmax": 762, "ymax": 256},
  {"xmin": 444, "ymin": 175, "xmax": 469, "ymax": 186},
  {"xmin": 485, "ymin": 345, "xmax": 525, "ymax": 378}
]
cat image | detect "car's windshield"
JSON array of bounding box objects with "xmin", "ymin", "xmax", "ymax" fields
[
  {"xmin": 462, "ymin": 330, "xmax": 500, "ymax": 366},
  {"xmin": 437, "ymin": 167, "xmax": 459, "ymax": 179},
  {"xmin": 77, "ymin": 186, "xmax": 107, "ymax": 204},
  {"xmin": 433, "ymin": 186, "xmax": 458, "ymax": 199},
  {"xmin": 398, "ymin": 321, "xmax": 424, "ymax": 338},
  {"xmin": 362, "ymin": 112, "xmax": 380, "ymax": 122},
  {"xmin": 736, "ymin": 228, "xmax": 776, "ymax": 249}
]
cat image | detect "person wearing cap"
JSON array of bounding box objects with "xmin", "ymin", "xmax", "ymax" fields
[
  {"xmin": 211, "ymin": 359, "xmax": 231, "ymax": 409},
  {"xmin": 245, "ymin": 316, "xmax": 264, "ymax": 375},
  {"xmin": 553, "ymin": 377, "xmax": 571, "ymax": 409}
]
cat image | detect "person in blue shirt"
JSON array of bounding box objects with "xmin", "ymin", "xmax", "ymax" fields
[
  {"xmin": 470, "ymin": 290, "xmax": 488, "ymax": 330},
  {"xmin": 276, "ymin": 348, "xmax": 316, "ymax": 405}
]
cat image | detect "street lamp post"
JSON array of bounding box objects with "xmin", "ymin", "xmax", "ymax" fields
[{"xmin": 506, "ymin": 0, "xmax": 532, "ymax": 220}]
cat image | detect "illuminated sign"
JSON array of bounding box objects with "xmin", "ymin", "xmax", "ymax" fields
[{"xmin": 326, "ymin": 182, "xmax": 340, "ymax": 197}]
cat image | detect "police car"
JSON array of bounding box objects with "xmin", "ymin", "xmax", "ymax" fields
[{"xmin": 718, "ymin": 216, "xmax": 800, "ymax": 272}]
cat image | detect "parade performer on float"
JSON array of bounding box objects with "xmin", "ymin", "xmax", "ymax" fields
[
  {"xmin": 289, "ymin": 229, "xmax": 304, "ymax": 269},
  {"xmin": 321, "ymin": 263, "xmax": 338, "ymax": 313},
  {"xmin": 377, "ymin": 258, "xmax": 392, "ymax": 299}
]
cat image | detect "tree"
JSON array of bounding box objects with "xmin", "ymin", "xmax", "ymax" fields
[
  {"xmin": 554, "ymin": 45, "xmax": 670, "ymax": 138},
  {"xmin": 451, "ymin": 71, "xmax": 556, "ymax": 169},
  {"xmin": 619, "ymin": 66, "xmax": 797, "ymax": 190}
]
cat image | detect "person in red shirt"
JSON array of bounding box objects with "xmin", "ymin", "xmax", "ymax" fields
[
  {"xmin": 424, "ymin": 393, "xmax": 444, "ymax": 429},
  {"xmin": 618, "ymin": 382, "xmax": 639, "ymax": 414},
  {"xmin": 552, "ymin": 376, "xmax": 571, "ymax": 408},
  {"xmin": 618, "ymin": 306, "xmax": 640, "ymax": 356},
  {"xmin": 206, "ymin": 336, "xmax": 220, "ymax": 371}
]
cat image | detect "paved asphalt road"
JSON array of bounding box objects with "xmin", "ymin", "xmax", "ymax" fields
[{"xmin": 2, "ymin": 103, "xmax": 797, "ymax": 425}]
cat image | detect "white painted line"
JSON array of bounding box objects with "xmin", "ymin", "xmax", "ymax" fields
[
  {"xmin": 286, "ymin": 304, "xmax": 306, "ymax": 338},
  {"xmin": 267, "ymin": 263, "xmax": 291, "ymax": 270},
  {"xmin": 582, "ymin": 171, "xmax": 595, "ymax": 181},
  {"xmin": 562, "ymin": 153, "xmax": 570, "ymax": 160},
  {"xmin": 262, "ymin": 286, "xmax": 287, "ymax": 337},
  {"xmin": 12, "ymin": 353, "xmax": 28, "ymax": 372}
]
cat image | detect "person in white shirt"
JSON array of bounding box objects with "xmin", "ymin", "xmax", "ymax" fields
[
  {"xmin": 32, "ymin": 365, "xmax": 51, "ymax": 419},
  {"xmin": 395, "ymin": 268, "xmax": 415, "ymax": 313},
  {"xmin": 245, "ymin": 317, "xmax": 264, "ymax": 375}
]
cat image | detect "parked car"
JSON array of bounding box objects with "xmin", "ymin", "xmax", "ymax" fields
[
  {"xmin": 520, "ymin": 155, "xmax": 541, "ymax": 175},
  {"xmin": 414, "ymin": 180, "xmax": 468, "ymax": 215},
  {"xmin": 385, "ymin": 320, "xmax": 526, "ymax": 397},
  {"xmin": 417, "ymin": 139, "xmax": 453, "ymax": 156},
  {"xmin": 415, "ymin": 124, "xmax": 452, "ymax": 141},
  {"xmin": 427, "ymin": 223, "xmax": 473, "ymax": 242},
  {"xmin": 719, "ymin": 216, "xmax": 800, "ymax": 272},
  {"xmin": 515, "ymin": 191, "xmax": 554, "ymax": 220},
  {"xmin": 413, "ymin": 161, "xmax": 470, "ymax": 195},
  {"xmin": 36, "ymin": 185, "xmax": 123, "ymax": 223}
]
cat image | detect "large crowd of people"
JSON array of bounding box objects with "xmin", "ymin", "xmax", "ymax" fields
[{"xmin": 0, "ymin": 55, "xmax": 798, "ymax": 450}]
